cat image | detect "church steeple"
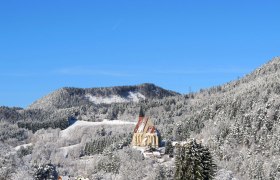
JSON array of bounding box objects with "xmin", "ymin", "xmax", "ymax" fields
[
  {"xmin": 139, "ymin": 106, "xmax": 145, "ymax": 117},
  {"xmin": 132, "ymin": 107, "xmax": 160, "ymax": 148}
]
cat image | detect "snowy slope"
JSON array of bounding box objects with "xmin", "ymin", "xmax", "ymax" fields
[
  {"xmin": 85, "ymin": 91, "xmax": 146, "ymax": 104},
  {"xmin": 14, "ymin": 143, "xmax": 33, "ymax": 151},
  {"xmin": 54, "ymin": 120, "xmax": 136, "ymax": 159},
  {"xmin": 60, "ymin": 120, "xmax": 137, "ymax": 138}
]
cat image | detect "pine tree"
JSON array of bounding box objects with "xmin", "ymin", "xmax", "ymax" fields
[
  {"xmin": 165, "ymin": 140, "xmax": 174, "ymax": 157},
  {"xmin": 174, "ymin": 140, "xmax": 216, "ymax": 180},
  {"xmin": 201, "ymin": 146, "xmax": 217, "ymax": 180},
  {"xmin": 175, "ymin": 144, "xmax": 186, "ymax": 179},
  {"xmin": 33, "ymin": 164, "xmax": 58, "ymax": 180}
]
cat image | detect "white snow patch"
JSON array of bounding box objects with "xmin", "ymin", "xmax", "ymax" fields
[
  {"xmin": 172, "ymin": 141, "xmax": 188, "ymax": 146},
  {"xmin": 85, "ymin": 91, "xmax": 145, "ymax": 104},
  {"xmin": 60, "ymin": 144, "xmax": 80, "ymax": 157},
  {"xmin": 137, "ymin": 121, "xmax": 145, "ymax": 133},
  {"xmin": 86, "ymin": 94, "xmax": 127, "ymax": 104},
  {"xmin": 132, "ymin": 146, "xmax": 165, "ymax": 159},
  {"xmin": 215, "ymin": 169, "xmax": 238, "ymax": 180},
  {"xmin": 60, "ymin": 144, "xmax": 80, "ymax": 150},
  {"xmin": 14, "ymin": 143, "xmax": 33, "ymax": 151},
  {"xmin": 60, "ymin": 120, "xmax": 137, "ymax": 138},
  {"xmin": 127, "ymin": 91, "xmax": 146, "ymax": 102}
]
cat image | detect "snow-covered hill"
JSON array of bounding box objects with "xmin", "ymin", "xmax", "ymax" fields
[
  {"xmin": 60, "ymin": 120, "xmax": 136, "ymax": 138},
  {"xmin": 28, "ymin": 83, "xmax": 179, "ymax": 110}
]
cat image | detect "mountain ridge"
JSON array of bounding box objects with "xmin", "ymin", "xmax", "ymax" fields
[{"xmin": 28, "ymin": 83, "xmax": 180, "ymax": 110}]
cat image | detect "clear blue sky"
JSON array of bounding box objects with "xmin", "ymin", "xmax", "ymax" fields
[{"xmin": 0, "ymin": 1, "xmax": 279, "ymax": 107}]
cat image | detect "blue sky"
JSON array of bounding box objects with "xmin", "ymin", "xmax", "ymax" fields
[{"xmin": 0, "ymin": 1, "xmax": 279, "ymax": 107}]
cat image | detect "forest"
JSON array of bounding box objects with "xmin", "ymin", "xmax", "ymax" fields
[{"xmin": 1, "ymin": 57, "xmax": 280, "ymax": 179}]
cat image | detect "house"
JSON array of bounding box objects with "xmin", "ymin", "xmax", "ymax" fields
[{"xmin": 132, "ymin": 107, "xmax": 160, "ymax": 148}]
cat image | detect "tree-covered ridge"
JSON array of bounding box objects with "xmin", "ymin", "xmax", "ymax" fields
[{"xmin": 28, "ymin": 83, "xmax": 180, "ymax": 110}]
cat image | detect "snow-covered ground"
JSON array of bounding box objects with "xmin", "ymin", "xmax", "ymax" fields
[
  {"xmin": 46, "ymin": 120, "xmax": 137, "ymax": 158},
  {"xmin": 85, "ymin": 91, "xmax": 145, "ymax": 104},
  {"xmin": 215, "ymin": 169, "xmax": 238, "ymax": 180},
  {"xmin": 60, "ymin": 144, "xmax": 80, "ymax": 157},
  {"xmin": 14, "ymin": 143, "xmax": 33, "ymax": 151},
  {"xmin": 60, "ymin": 120, "xmax": 137, "ymax": 137},
  {"xmin": 127, "ymin": 91, "xmax": 146, "ymax": 102},
  {"xmin": 171, "ymin": 141, "xmax": 189, "ymax": 146}
]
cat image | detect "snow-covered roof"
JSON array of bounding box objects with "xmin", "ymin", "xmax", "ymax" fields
[{"xmin": 134, "ymin": 117, "xmax": 157, "ymax": 134}]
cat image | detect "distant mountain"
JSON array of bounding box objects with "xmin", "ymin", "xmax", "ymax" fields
[{"xmin": 28, "ymin": 83, "xmax": 180, "ymax": 110}]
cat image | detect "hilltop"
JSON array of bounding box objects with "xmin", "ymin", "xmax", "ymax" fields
[{"xmin": 28, "ymin": 83, "xmax": 179, "ymax": 111}]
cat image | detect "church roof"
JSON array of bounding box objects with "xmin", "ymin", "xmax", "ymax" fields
[{"xmin": 134, "ymin": 117, "xmax": 157, "ymax": 134}]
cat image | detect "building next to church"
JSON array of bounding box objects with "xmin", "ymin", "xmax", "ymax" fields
[{"xmin": 132, "ymin": 107, "xmax": 160, "ymax": 148}]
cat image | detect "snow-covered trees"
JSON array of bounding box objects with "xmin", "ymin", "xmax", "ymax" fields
[
  {"xmin": 33, "ymin": 164, "xmax": 58, "ymax": 180},
  {"xmin": 2, "ymin": 58, "xmax": 280, "ymax": 179},
  {"xmin": 84, "ymin": 133, "xmax": 132, "ymax": 156},
  {"xmin": 96, "ymin": 151, "xmax": 120, "ymax": 174},
  {"xmin": 175, "ymin": 140, "xmax": 216, "ymax": 180},
  {"xmin": 165, "ymin": 140, "xmax": 174, "ymax": 157},
  {"xmin": 0, "ymin": 121, "xmax": 29, "ymax": 142}
]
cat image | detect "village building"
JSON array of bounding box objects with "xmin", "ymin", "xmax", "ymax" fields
[{"xmin": 132, "ymin": 107, "xmax": 160, "ymax": 148}]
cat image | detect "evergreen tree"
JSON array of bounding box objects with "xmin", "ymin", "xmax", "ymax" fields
[
  {"xmin": 201, "ymin": 146, "xmax": 217, "ymax": 179},
  {"xmin": 175, "ymin": 140, "xmax": 216, "ymax": 180},
  {"xmin": 165, "ymin": 140, "xmax": 174, "ymax": 157},
  {"xmin": 33, "ymin": 164, "xmax": 58, "ymax": 180}
]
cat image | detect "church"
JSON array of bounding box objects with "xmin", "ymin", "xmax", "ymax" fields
[{"xmin": 132, "ymin": 107, "xmax": 160, "ymax": 148}]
